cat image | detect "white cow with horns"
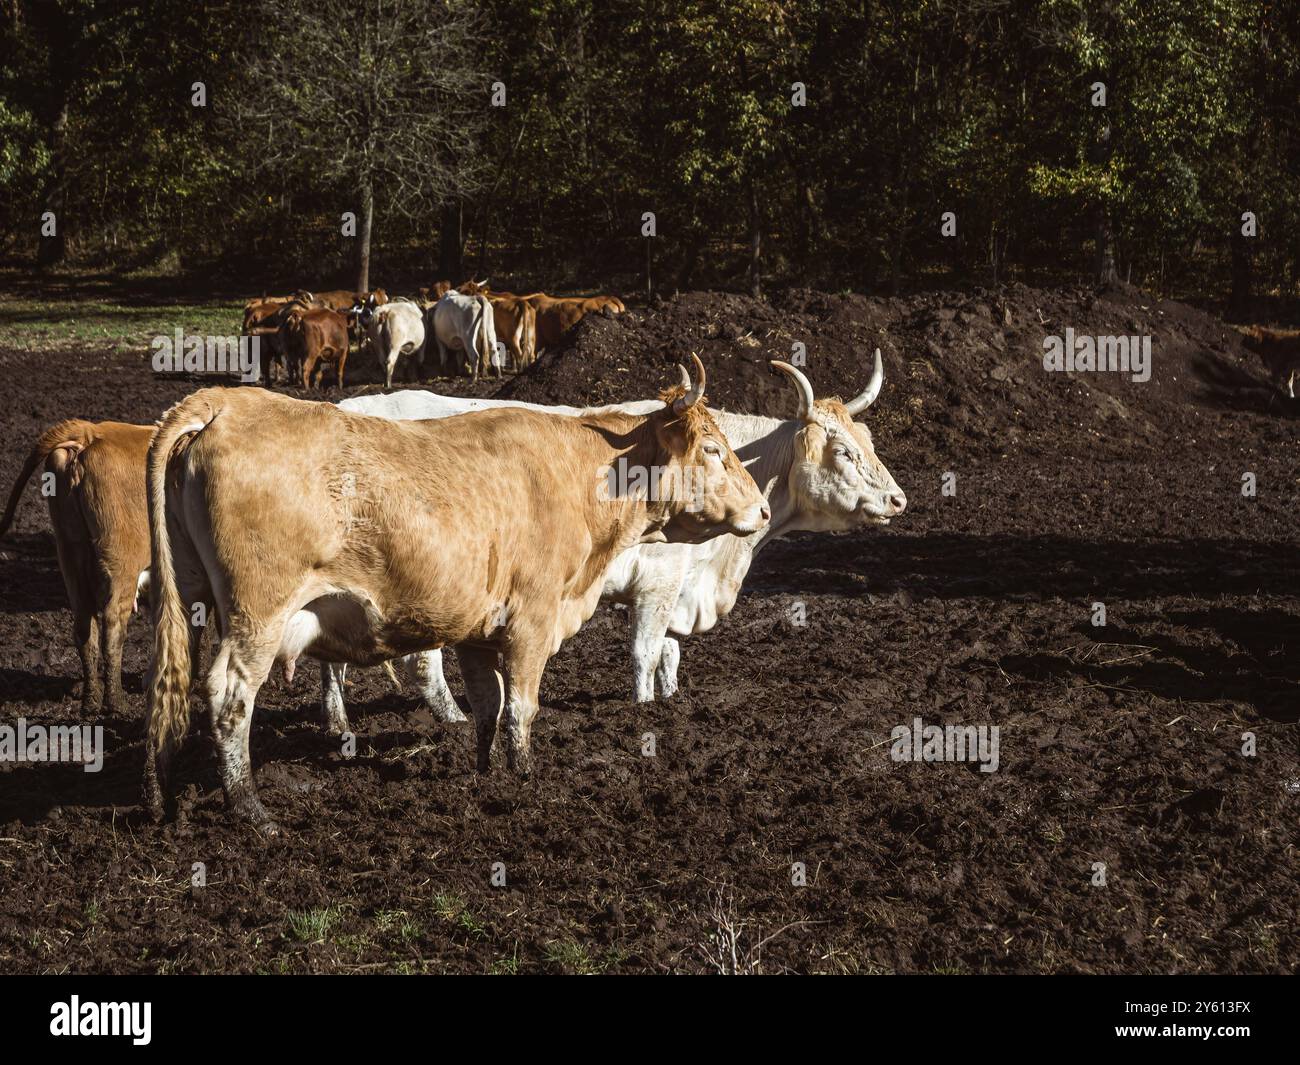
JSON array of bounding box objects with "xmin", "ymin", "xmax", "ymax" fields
[{"xmin": 322, "ymin": 349, "xmax": 904, "ymax": 728}]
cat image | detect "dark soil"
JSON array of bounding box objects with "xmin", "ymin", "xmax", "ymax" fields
[{"xmin": 0, "ymin": 283, "xmax": 1297, "ymax": 974}]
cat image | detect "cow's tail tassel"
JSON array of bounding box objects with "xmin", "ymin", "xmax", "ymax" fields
[
  {"xmin": 381, "ymin": 659, "xmax": 402, "ymax": 692},
  {"xmin": 144, "ymin": 397, "xmax": 215, "ymax": 820}
]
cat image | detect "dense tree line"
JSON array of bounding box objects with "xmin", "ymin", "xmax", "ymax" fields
[{"xmin": 2, "ymin": 0, "xmax": 1298, "ymax": 307}]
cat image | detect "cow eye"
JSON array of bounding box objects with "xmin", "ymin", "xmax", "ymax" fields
[
  {"xmin": 833, "ymin": 446, "xmax": 849, "ymax": 459},
  {"xmin": 703, "ymin": 441, "xmax": 722, "ymax": 457}
]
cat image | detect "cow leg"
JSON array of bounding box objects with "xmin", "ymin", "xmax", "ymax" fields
[
  {"xmin": 655, "ymin": 636, "xmax": 682, "ymax": 698},
  {"xmin": 336, "ymin": 351, "xmax": 348, "ymax": 392},
  {"xmin": 500, "ymin": 643, "xmax": 547, "ymax": 776},
  {"xmin": 1288, "ymin": 369, "xmax": 1296, "ymax": 398},
  {"xmin": 458, "ymin": 645, "xmax": 504, "ymax": 772},
  {"xmin": 206, "ymin": 635, "xmax": 278, "ymax": 832},
  {"xmin": 301, "ymin": 354, "xmax": 317, "ymax": 392},
  {"xmin": 629, "ymin": 596, "xmax": 674, "ymax": 702},
  {"xmin": 74, "ymin": 607, "xmax": 103, "ymax": 714},
  {"xmin": 101, "ymin": 584, "xmax": 135, "ymax": 714},
  {"xmin": 54, "ymin": 534, "xmax": 103, "ymax": 714},
  {"xmin": 409, "ymin": 341, "xmax": 426, "ymax": 383},
  {"xmin": 404, "ymin": 648, "xmax": 465, "ymax": 723},
  {"xmin": 384, "ymin": 356, "xmax": 396, "ymax": 390},
  {"xmin": 320, "ymin": 660, "xmax": 350, "ymax": 734}
]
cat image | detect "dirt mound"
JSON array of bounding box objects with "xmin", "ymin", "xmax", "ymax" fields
[{"xmin": 499, "ymin": 283, "xmax": 1281, "ymax": 463}]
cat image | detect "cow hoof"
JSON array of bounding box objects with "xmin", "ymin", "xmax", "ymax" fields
[{"xmin": 430, "ymin": 702, "xmax": 468, "ymax": 723}]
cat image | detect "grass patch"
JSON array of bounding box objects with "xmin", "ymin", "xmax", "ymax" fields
[
  {"xmin": 543, "ymin": 940, "xmax": 625, "ymax": 975},
  {"xmin": 0, "ymin": 297, "xmax": 242, "ymax": 352},
  {"xmin": 286, "ymin": 905, "xmax": 348, "ymax": 945}
]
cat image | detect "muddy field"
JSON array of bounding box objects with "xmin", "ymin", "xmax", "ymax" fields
[{"xmin": 0, "ymin": 283, "xmax": 1296, "ymax": 974}]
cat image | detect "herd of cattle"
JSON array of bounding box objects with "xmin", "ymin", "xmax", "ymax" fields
[
  {"xmin": 241, "ymin": 280, "xmax": 627, "ymax": 388},
  {"xmin": 2, "ymin": 286, "xmax": 906, "ymax": 833}
]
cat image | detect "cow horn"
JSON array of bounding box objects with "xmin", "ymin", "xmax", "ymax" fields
[
  {"xmin": 673, "ymin": 352, "xmax": 706, "ymax": 412},
  {"xmin": 845, "ymin": 348, "xmax": 884, "ymax": 416},
  {"xmin": 769, "ymin": 360, "xmax": 814, "ymax": 418}
]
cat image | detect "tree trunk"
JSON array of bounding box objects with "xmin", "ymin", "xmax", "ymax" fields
[
  {"xmin": 1093, "ymin": 203, "xmax": 1119, "ymax": 286},
  {"xmin": 354, "ymin": 177, "xmax": 374, "ymax": 292},
  {"xmin": 1090, "ymin": 122, "xmax": 1119, "ymax": 285},
  {"xmin": 677, "ymin": 230, "xmax": 705, "ymax": 292},
  {"xmin": 746, "ymin": 177, "xmax": 762, "ymax": 299},
  {"xmin": 37, "ymin": 102, "xmax": 69, "ymax": 267},
  {"xmin": 438, "ymin": 200, "xmax": 463, "ymax": 282}
]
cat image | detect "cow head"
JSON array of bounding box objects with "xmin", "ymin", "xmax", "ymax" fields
[
  {"xmin": 769, "ymin": 350, "xmax": 906, "ymax": 528},
  {"xmin": 642, "ymin": 354, "xmax": 770, "ymax": 544},
  {"xmin": 354, "ymin": 294, "xmax": 379, "ymax": 329}
]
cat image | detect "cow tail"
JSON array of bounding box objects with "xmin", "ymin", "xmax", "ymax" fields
[
  {"xmin": 525, "ymin": 303, "xmax": 537, "ymax": 368},
  {"xmin": 144, "ymin": 395, "xmax": 217, "ymax": 818},
  {"xmin": 478, "ymin": 295, "xmax": 493, "ymax": 374},
  {"xmin": 0, "ymin": 419, "xmax": 93, "ymax": 539}
]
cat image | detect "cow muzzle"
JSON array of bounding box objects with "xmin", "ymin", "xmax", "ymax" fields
[{"xmin": 859, "ymin": 488, "xmax": 906, "ymax": 524}]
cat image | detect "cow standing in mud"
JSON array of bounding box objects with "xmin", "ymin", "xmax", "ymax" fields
[
  {"xmin": 331, "ymin": 350, "xmax": 904, "ymax": 718},
  {"xmin": 144, "ymin": 358, "xmax": 768, "ymax": 832},
  {"xmin": 1, "ymin": 420, "xmax": 154, "ymax": 713}
]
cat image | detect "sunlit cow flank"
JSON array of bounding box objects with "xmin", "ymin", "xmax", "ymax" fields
[
  {"xmin": 330, "ymin": 349, "xmax": 905, "ymax": 716},
  {"xmin": 144, "ymin": 358, "xmax": 768, "ymax": 831},
  {"xmin": 1, "ymin": 419, "xmax": 154, "ymax": 713}
]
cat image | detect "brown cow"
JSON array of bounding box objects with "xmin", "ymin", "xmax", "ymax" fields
[
  {"xmin": 513, "ymin": 292, "xmax": 625, "ymax": 353},
  {"xmin": 454, "ymin": 283, "xmax": 536, "ymax": 372},
  {"xmin": 242, "ymin": 298, "xmax": 303, "ymax": 384},
  {"xmin": 1240, "ymin": 325, "xmax": 1300, "ymax": 398},
  {"xmin": 488, "ymin": 294, "xmax": 537, "ymax": 371},
  {"xmin": 142, "ymin": 357, "xmax": 769, "ymax": 830},
  {"xmin": 280, "ymin": 306, "xmax": 350, "ymax": 390},
  {"xmin": 1, "ymin": 420, "xmax": 153, "ymax": 713},
  {"xmin": 418, "ymin": 280, "xmax": 453, "ymax": 302},
  {"xmin": 524, "ymin": 294, "xmax": 587, "ymax": 351}
]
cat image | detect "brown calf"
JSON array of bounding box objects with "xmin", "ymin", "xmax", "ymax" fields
[
  {"xmin": 1, "ymin": 420, "xmax": 152, "ymax": 713},
  {"xmin": 280, "ymin": 306, "xmax": 350, "ymax": 390}
]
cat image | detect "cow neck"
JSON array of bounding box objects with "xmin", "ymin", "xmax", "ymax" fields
[
  {"xmin": 583, "ymin": 409, "xmax": 675, "ymax": 556},
  {"xmin": 712, "ymin": 410, "xmax": 800, "ymax": 549}
]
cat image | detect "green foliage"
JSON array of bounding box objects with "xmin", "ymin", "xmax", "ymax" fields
[{"xmin": 1, "ymin": 0, "xmax": 1298, "ymax": 298}]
